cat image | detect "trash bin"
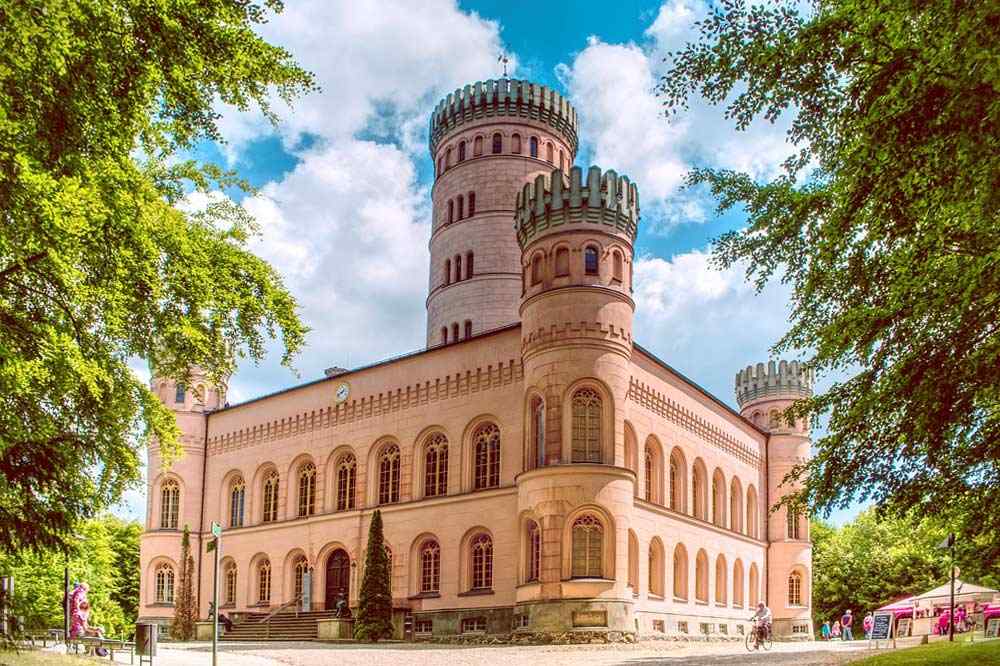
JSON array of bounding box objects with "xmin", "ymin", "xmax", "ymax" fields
[{"xmin": 135, "ymin": 622, "xmax": 158, "ymax": 657}]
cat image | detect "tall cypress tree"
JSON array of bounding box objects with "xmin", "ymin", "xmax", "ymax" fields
[
  {"xmin": 354, "ymin": 510, "xmax": 393, "ymax": 642},
  {"xmin": 170, "ymin": 525, "xmax": 197, "ymax": 640}
]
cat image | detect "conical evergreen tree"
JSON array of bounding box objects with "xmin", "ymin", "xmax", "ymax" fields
[
  {"xmin": 353, "ymin": 510, "xmax": 393, "ymax": 641},
  {"xmin": 170, "ymin": 525, "xmax": 197, "ymax": 640}
]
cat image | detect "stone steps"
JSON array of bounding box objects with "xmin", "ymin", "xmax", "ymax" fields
[{"xmin": 221, "ymin": 610, "xmax": 343, "ymax": 642}]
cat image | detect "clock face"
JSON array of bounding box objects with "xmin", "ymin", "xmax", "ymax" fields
[{"xmin": 335, "ymin": 382, "xmax": 350, "ymax": 403}]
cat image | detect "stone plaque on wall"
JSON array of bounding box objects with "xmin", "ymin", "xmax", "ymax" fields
[{"xmin": 572, "ymin": 610, "xmax": 608, "ymax": 627}]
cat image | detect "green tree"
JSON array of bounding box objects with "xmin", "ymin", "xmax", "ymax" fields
[
  {"xmin": 660, "ymin": 1, "xmax": 1000, "ymax": 555},
  {"xmin": 354, "ymin": 510, "xmax": 393, "ymax": 642},
  {"xmin": 170, "ymin": 526, "xmax": 196, "ymax": 640},
  {"xmin": 0, "ymin": 0, "xmax": 314, "ymax": 553},
  {"xmin": 107, "ymin": 517, "xmax": 142, "ymax": 625}
]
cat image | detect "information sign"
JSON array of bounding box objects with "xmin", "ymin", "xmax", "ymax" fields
[
  {"xmin": 987, "ymin": 618, "xmax": 1000, "ymax": 639},
  {"xmin": 869, "ymin": 611, "xmax": 893, "ymax": 642},
  {"xmin": 896, "ymin": 618, "xmax": 911, "ymax": 637}
]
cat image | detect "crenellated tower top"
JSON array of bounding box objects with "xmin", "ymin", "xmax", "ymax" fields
[
  {"xmin": 735, "ymin": 360, "xmax": 813, "ymax": 409},
  {"xmin": 429, "ymin": 79, "xmax": 579, "ymax": 155},
  {"xmin": 515, "ymin": 166, "xmax": 639, "ymax": 249}
]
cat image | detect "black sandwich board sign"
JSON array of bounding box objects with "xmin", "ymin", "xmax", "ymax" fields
[{"xmin": 868, "ymin": 611, "xmax": 894, "ymax": 649}]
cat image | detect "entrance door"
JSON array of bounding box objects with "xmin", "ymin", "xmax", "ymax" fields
[{"xmin": 325, "ymin": 549, "xmax": 350, "ymax": 610}]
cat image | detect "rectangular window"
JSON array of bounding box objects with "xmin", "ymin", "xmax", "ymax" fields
[
  {"xmin": 719, "ymin": 623, "xmax": 728, "ymax": 635},
  {"xmin": 517, "ymin": 615, "xmax": 529, "ymax": 629},
  {"xmin": 793, "ymin": 624, "xmax": 809, "ymax": 634},
  {"xmin": 414, "ymin": 619, "xmax": 433, "ymax": 634},
  {"xmin": 737, "ymin": 624, "xmax": 745, "ymax": 635},
  {"xmin": 677, "ymin": 621, "xmax": 688, "ymax": 634},
  {"xmin": 461, "ymin": 617, "xmax": 486, "ymax": 633},
  {"xmin": 652, "ymin": 620, "xmax": 665, "ymax": 633},
  {"xmin": 699, "ymin": 622, "xmax": 711, "ymax": 635}
]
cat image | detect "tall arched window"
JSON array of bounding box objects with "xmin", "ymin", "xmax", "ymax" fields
[
  {"xmin": 229, "ymin": 477, "xmax": 245, "ymax": 527},
  {"xmin": 473, "ymin": 136, "xmax": 482, "ymax": 156},
  {"xmin": 437, "ymin": 157, "xmax": 444, "ymax": 176},
  {"xmin": 571, "ymin": 515, "xmax": 603, "ymax": 578},
  {"xmin": 529, "ymin": 136, "xmax": 539, "ymax": 157},
  {"xmin": 554, "ymin": 247, "xmax": 569, "ymax": 276},
  {"xmin": 749, "ymin": 563, "xmax": 760, "ymax": 607},
  {"xmin": 337, "ymin": 454, "xmax": 356, "ymax": 511},
  {"xmin": 441, "ymin": 327, "xmax": 448, "ymax": 345},
  {"xmin": 649, "ymin": 539, "xmax": 665, "ymax": 597},
  {"xmin": 526, "ymin": 521, "xmax": 541, "ymax": 582},
  {"xmin": 468, "ymin": 192, "xmax": 475, "ymax": 217},
  {"xmin": 644, "ymin": 449, "xmax": 654, "ymax": 502},
  {"xmin": 451, "ymin": 322, "xmax": 459, "ymax": 343},
  {"xmin": 692, "ymin": 462, "xmax": 707, "ymax": 520},
  {"xmin": 492, "ymin": 132, "xmax": 502, "ymax": 154},
  {"xmin": 787, "ymin": 508, "xmax": 801, "ymax": 539},
  {"xmin": 669, "ymin": 454, "xmax": 680, "ymax": 510},
  {"xmin": 160, "ymin": 479, "xmax": 179, "ymax": 529},
  {"xmin": 466, "ymin": 251, "xmax": 474, "ymax": 277},
  {"xmin": 297, "ymin": 462, "xmax": 316, "ymax": 518},
  {"xmin": 733, "ymin": 560, "xmax": 745, "ymax": 608},
  {"xmin": 464, "ymin": 319, "xmax": 472, "ymax": 339},
  {"xmin": 571, "ymin": 388, "xmax": 602, "ymax": 463},
  {"xmin": 293, "ymin": 556, "xmax": 308, "ymax": 601},
  {"xmin": 530, "ymin": 253, "xmax": 543, "ymax": 285},
  {"xmin": 715, "ymin": 555, "xmax": 728, "ymax": 605},
  {"xmin": 175, "ymin": 383, "xmax": 185, "ymax": 404},
  {"xmin": 788, "ymin": 571, "xmax": 802, "ymax": 606},
  {"xmin": 454, "ymin": 254, "xmax": 462, "ymax": 281},
  {"xmin": 444, "ymin": 259, "xmax": 451, "ymax": 286},
  {"xmin": 458, "ymin": 141, "xmax": 466, "ymax": 162},
  {"xmin": 262, "ymin": 471, "xmax": 279, "ymax": 523},
  {"xmin": 747, "ymin": 487, "xmax": 759, "ymax": 538},
  {"xmin": 584, "ymin": 246, "xmax": 599, "ymax": 275},
  {"xmin": 545, "ymin": 142, "xmax": 553, "ymax": 163},
  {"xmin": 559, "ymin": 149, "xmax": 565, "ymax": 170},
  {"xmin": 378, "ymin": 444, "xmax": 401, "ymax": 505},
  {"xmin": 512, "ymin": 133, "xmax": 521, "ymax": 153},
  {"xmin": 446, "ymin": 147, "xmax": 453, "ymax": 167},
  {"xmin": 473, "ymin": 423, "xmax": 501, "ymax": 490},
  {"xmin": 470, "ymin": 534, "xmax": 493, "ymax": 590},
  {"xmin": 420, "ymin": 540, "xmax": 440, "ymax": 593},
  {"xmin": 457, "ymin": 195, "xmax": 464, "ymax": 220},
  {"xmin": 627, "ymin": 530, "xmax": 638, "ymax": 589},
  {"xmin": 673, "ymin": 545, "xmax": 688, "ymax": 601},
  {"xmin": 712, "ymin": 469, "xmax": 726, "ymax": 527},
  {"xmin": 423, "ymin": 433, "xmax": 448, "ymax": 497},
  {"xmin": 612, "ymin": 251, "xmax": 623, "ymax": 282},
  {"xmin": 695, "ymin": 550, "xmax": 709, "ymax": 603},
  {"xmin": 155, "ymin": 563, "xmax": 175, "ymax": 604},
  {"xmin": 730, "ymin": 478, "xmax": 744, "ymax": 533},
  {"xmin": 530, "ymin": 396, "xmax": 545, "ymax": 469},
  {"xmin": 448, "ymin": 200, "xmax": 454, "ymax": 224},
  {"xmin": 224, "ymin": 561, "xmax": 237, "ymax": 606},
  {"xmin": 257, "ymin": 559, "xmax": 271, "ymax": 604}
]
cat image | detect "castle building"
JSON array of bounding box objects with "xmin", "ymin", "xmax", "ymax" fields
[{"xmin": 138, "ymin": 79, "xmax": 813, "ymax": 640}]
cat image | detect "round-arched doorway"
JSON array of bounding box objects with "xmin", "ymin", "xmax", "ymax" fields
[{"xmin": 324, "ymin": 549, "xmax": 350, "ymax": 610}]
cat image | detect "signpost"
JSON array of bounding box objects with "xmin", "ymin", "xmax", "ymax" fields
[
  {"xmin": 209, "ymin": 522, "xmax": 222, "ymax": 666},
  {"xmin": 868, "ymin": 611, "xmax": 894, "ymax": 650}
]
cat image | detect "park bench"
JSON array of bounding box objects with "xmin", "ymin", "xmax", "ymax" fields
[{"xmin": 69, "ymin": 635, "xmax": 136, "ymax": 663}]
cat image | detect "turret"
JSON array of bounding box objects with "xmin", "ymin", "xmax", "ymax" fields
[
  {"xmin": 736, "ymin": 360, "xmax": 813, "ymax": 638},
  {"xmin": 514, "ymin": 165, "xmax": 639, "ymax": 635},
  {"xmin": 425, "ymin": 79, "xmax": 579, "ymax": 347}
]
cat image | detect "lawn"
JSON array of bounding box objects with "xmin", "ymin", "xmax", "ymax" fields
[
  {"xmin": 849, "ymin": 638, "xmax": 1000, "ymax": 665},
  {"xmin": 0, "ymin": 650, "xmax": 93, "ymax": 666}
]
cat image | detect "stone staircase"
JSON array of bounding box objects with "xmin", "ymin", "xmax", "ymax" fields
[{"xmin": 221, "ymin": 610, "xmax": 341, "ymax": 642}]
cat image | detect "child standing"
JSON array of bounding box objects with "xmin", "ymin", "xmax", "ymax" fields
[{"xmin": 821, "ymin": 621, "xmax": 831, "ymax": 640}]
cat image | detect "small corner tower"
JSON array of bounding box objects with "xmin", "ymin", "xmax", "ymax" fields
[
  {"xmin": 736, "ymin": 360, "xmax": 814, "ymax": 638},
  {"xmin": 426, "ymin": 79, "xmax": 579, "ymax": 347},
  {"xmin": 513, "ymin": 165, "xmax": 640, "ymax": 634}
]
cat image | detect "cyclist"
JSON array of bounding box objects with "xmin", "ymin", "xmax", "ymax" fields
[{"xmin": 751, "ymin": 602, "xmax": 773, "ymax": 640}]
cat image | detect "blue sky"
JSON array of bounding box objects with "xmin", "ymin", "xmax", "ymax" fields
[{"xmin": 122, "ymin": 0, "xmax": 864, "ymax": 526}]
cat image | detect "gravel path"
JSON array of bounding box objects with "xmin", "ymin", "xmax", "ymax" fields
[{"xmin": 92, "ymin": 639, "xmax": 869, "ymax": 666}]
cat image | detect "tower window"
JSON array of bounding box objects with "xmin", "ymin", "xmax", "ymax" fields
[
  {"xmin": 492, "ymin": 132, "xmax": 502, "ymax": 154},
  {"xmin": 454, "ymin": 254, "xmax": 462, "ymax": 282},
  {"xmin": 788, "ymin": 571, "xmax": 802, "ymax": 606},
  {"xmin": 466, "ymin": 251, "xmax": 474, "ymax": 278},
  {"xmin": 175, "ymin": 383, "xmax": 185, "ymax": 404},
  {"xmin": 531, "ymin": 254, "xmax": 543, "ymax": 285},
  {"xmin": 529, "ymin": 136, "xmax": 538, "ymax": 158},
  {"xmin": 555, "ymin": 247, "xmax": 569, "ymax": 276},
  {"xmin": 526, "ymin": 521, "xmax": 541, "ymax": 582},
  {"xmin": 612, "ymin": 251, "xmax": 623, "ymax": 283},
  {"xmin": 155, "ymin": 564, "xmax": 175, "ymax": 604},
  {"xmin": 559, "ymin": 149, "xmax": 565, "ymax": 170},
  {"xmin": 444, "ymin": 259, "xmax": 451, "ymax": 286},
  {"xmin": 452, "ymin": 322, "xmax": 459, "ymax": 342},
  {"xmin": 458, "ymin": 141, "xmax": 466, "ymax": 162},
  {"xmin": 473, "ymin": 136, "xmax": 482, "ymax": 156},
  {"xmin": 464, "ymin": 320, "xmax": 472, "ymax": 339},
  {"xmin": 468, "ymin": 192, "xmax": 475, "ymax": 217},
  {"xmin": 441, "ymin": 327, "xmax": 448, "ymax": 345},
  {"xmin": 571, "ymin": 388, "xmax": 602, "ymax": 463},
  {"xmin": 787, "ymin": 508, "xmax": 802, "ymax": 539},
  {"xmin": 446, "ymin": 147, "xmax": 453, "ymax": 167},
  {"xmin": 584, "ymin": 246, "xmax": 599, "ymax": 275},
  {"xmin": 512, "ymin": 133, "xmax": 521, "ymax": 154},
  {"xmin": 448, "ymin": 200, "xmax": 454, "ymax": 224},
  {"xmin": 546, "ymin": 142, "xmax": 553, "ymax": 163},
  {"xmin": 160, "ymin": 479, "xmax": 179, "ymax": 529},
  {"xmin": 571, "ymin": 514, "xmax": 603, "ymax": 578},
  {"xmin": 457, "ymin": 195, "xmax": 464, "ymax": 220}
]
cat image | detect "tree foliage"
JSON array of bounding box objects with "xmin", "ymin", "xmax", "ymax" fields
[
  {"xmin": 354, "ymin": 510, "xmax": 393, "ymax": 642},
  {"xmin": 660, "ymin": 1, "xmax": 1000, "ymax": 555},
  {"xmin": 0, "ymin": 515, "xmax": 140, "ymax": 636},
  {"xmin": 170, "ymin": 526, "xmax": 197, "ymax": 640},
  {"xmin": 0, "ymin": 0, "xmax": 315, "ymax": 552}
]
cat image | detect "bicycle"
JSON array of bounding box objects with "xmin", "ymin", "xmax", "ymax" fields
[{"xmin": 745, "ymin": 617, "xmax": 773, "ymax": 652}]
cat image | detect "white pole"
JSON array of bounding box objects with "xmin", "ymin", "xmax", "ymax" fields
[{"xmin": 212, "ymin": 536, "xmax": 220, "ymax": 666}]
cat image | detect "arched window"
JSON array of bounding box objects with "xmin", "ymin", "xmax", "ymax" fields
[
  {"xmin": 473, "ymin": 423, "xmax": 501, "ymax": 490},
  {"xmin": 229, "ymin": 477, "xmax": 245, "ymax": 527},
  {"xmin": 733, "ymin": 560, "xmax": 745, "ymax": 608},
  {"xmin": 512, "ymin": 133, "xmax": 521, "ymax": 154},
  {"xmin": 788, "ymin": 571, "xmax": 803, "ymax": 606},
  {"xmin": 463, "ymin": 320, "xmax": 472, "ymax": 339},
  {"xmin": 293, "ymin": 556, "xmax": 309, "ymax": 601},
  {"xmin": 440, "ymin": 327, "xmax": 448, "ymax": 345},
  {"xmin": 554, "ymin": 247, "xmax": 569, "ymax": 276},
  {"xmin": 160, "ymin": 479, "xmax": 179, "ymax": 529},
  {"xmin": 437, "ymin": 157, "xmax": 444, "ymax": 176},
  {"xmin": 624, "ymin": 423, "xmax": 638, "ymax": 481},
  {"xmin": 466, "ymin": 251, "xmax": 474, "ymax": 277},
  {"xmin": 446, "ymin": 147, "xmax": 453, "ymax": 167},
  {"xmin": 644, "ymin": 449, "xmax": 654, "ymax": 502},
  {"xmin": 444, "ymin": 259, "xmax": 451, "ymax": 286},
  {"xmin": 559, "ymin": 149, "xmax": 565, "ymax": 170},
  {"xmin": 336, "ymin": 454, "xmax": 356, "ymax": 511},
  {"xmin": 155, "ymin": 563, "xmax": 175, "ymax": 604},
  {"xmin": 473, "ymin": 136, "xmax": 482, "ymax": 156},
  {"xmin": 695, "ymin": 550, "xmax": 709, "ymax": 603},
  {"xmin": 457, "ymin": 195, "xmax": 464, "ymax": 220},
  {"xmin": 649, "ymin": 539, "xmax": 665, "ymax": 597},
  {"xmin": 297, "ymin": 462, "xmax": 316, "ymax": 518},
  {"xmin": 468, "ymin": 192, "xmax": 475, "ymax": 217},
  {"xmin": 492, "ymin": 132, "xmax": 502, "ymax": 154},
  {"xmin": 526, "ymin": 521, "xmax": 541, "ymax": 582},
  {"xmin": 378, "ymin": 444, "xmax": 401, "ymax": 505},
  {"xmin": 787, "ymin": 508, "xmax": 801, "ymax": 539},
  {"xmin": 530, "ymin": 396, "xmax": 545, "ymax": 469},
  {"xmin": 195, "ymin": 383, "xmax": 206, "ymax": 406},
  {"xmin": 470, "ymin": 534, "xmax": 493, "ymax": 590},
  {"xmin": 612, "ymin": 251, "xmax": 623, "ymax": 282},
  {"xmin": 458, "ymin": 141, "xmax": 466, "ymax": 162},
  {"xmin": 423, "ymin": 433, "xmax": 448, "ymax": 497},
  {"xmin": 627, "ymin": 530, "xmax": 638, "ymax": 589},
  {"xmin": 258, "ymin": 559, "xmax": 272, "ymax": 604},
  {"xmin": 262, "ymin": 471, "xmax": 279, "ymax": 523},
  {"xmin": 673, "ymin": 545, "xmax": 688, "ymax": 601},
  {"xmin": 692, "ymin": 462, "xmax": 707, "ymax": 520},
  {"xmin": 715, "ymin": 555, "xmax": 728, "ymax": 605},
  {"xmin": 584, "ymin": 246, "xmax": 599, "ymax": 275},
  {"xmin": 730, "ymin": 479, "xmax": 743, "ymax": 533},
  {"xmin": 571, "ymin": 388, "xmax": 602, "ymax": 463},
  {"xmin": 749, "ymin": 563, "xmax": 760, "ymax": 607},
  {"xmin": 712, "ymin": 469, "xmax": 726, "ymax": 527},
  {"xmin": 224, "ymin": 561, "xmax": 237, "ymax": 605},
  {"xmin": 448, "ymin": 200, "xmax": 454, "ymax": 224},
  {"xmin": 451, "ymin": 322, "xmax": 459, "ymax": 342},
  {"xmin": 454, "ymin": 254, "xmax": 462, "ymax": 282},
  {"xmin": 531, "ymin": 253, "xmax": 543, "ymax": 285},
  {"xmin": 546, "ymin": 142, "xmax": 554, "ymax": 163},
  {"xmin": 571, "ymin": 515, "xmax": 603, "ymax": 578},
  {"xmin": 175, "ymin": 383, "xmax": 185, "ymax": 404},
  {"xmin": 529, "ymin": 136, "xmax": 539, "ymax": 158},
  {"xmin": 747, "ymin": 486, "xmax": 758, "ymax": 539},
  {"xmin": 420, "ymin": 540, "xmax": 440, "ymax": 593},
  {"xmin": 669, "ymin": 453, "xmax": 681, "ymax": 510}
]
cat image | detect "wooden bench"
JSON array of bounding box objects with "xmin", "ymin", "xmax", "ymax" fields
[{"xmin": 69, "ymin": 636, "xmax": 136, "ymax": 663}]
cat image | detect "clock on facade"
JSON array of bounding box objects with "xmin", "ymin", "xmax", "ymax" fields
[{"xmin": 335, "ymin": 382, "xmax": 350, "ymax": 404}]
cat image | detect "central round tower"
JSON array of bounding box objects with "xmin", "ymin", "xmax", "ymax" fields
[{"xmin": 426, "ymin": 79, "xmax": 578, "ymax": 347}]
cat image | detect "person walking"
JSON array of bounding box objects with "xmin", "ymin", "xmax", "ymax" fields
[
  {"xmin": 842, "ymin": 609, "xmax": 854, "ymax": 641},
  {"xmin": 821, "ymin": 620, "xmax": 831, "ymax": 640},
  {"xmin": 863, "ymin": 612, "xmax": 874, "ymax": 639}
]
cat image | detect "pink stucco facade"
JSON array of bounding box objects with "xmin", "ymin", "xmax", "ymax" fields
[{"xmin": 139, "ymin": 79, "xmax": 812, "ymax": 640}]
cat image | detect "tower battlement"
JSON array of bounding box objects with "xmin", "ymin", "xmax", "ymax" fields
[
  {"xmin": 735, "ymin": 360, "xmax": 813, "ymax": 408},
  {"xmin": 429, "ymin": 79, "xmax": 579, "ymax": 154},
  {"xmin": 514, "ymin": 166, "xmax": 639, "ymax": 249}
]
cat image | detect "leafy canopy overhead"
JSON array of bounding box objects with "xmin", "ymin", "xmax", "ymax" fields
[
  {"xmin": 660, "ymin": 0, "xmax": 1000, "ymax": 551},
  {"xmin": 0, "ymin": 0, "xmax": 315, "ymax": 552}
]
